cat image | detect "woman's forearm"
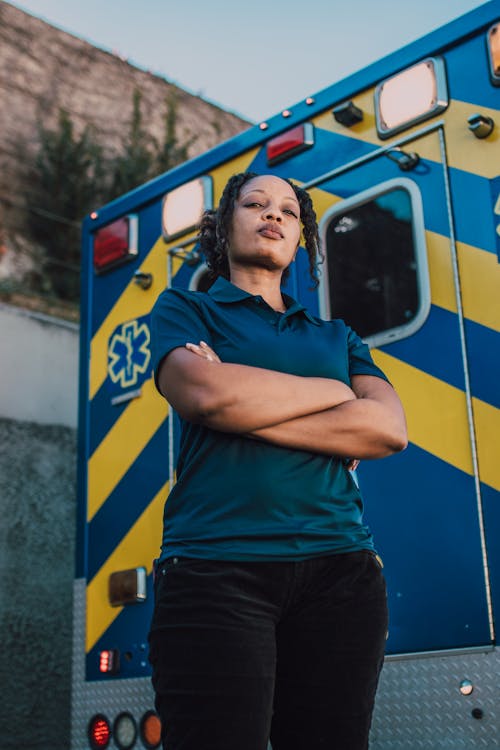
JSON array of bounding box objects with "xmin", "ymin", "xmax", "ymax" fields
[
  {"xmin": 248, "ymin": 389, "xmax": 408, "ymax": 459},
  {"xmin": 159, "ymin": 348, "xmax": 356, "ymax": 432}
]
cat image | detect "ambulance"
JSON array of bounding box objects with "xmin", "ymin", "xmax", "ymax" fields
[{"xmin": 73, "ymin": 2, "xmax": 500, "ymax": 748}]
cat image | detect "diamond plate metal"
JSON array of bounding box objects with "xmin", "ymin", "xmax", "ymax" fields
[
  {"xmin": 72, "ymin": 579, "xmax": 500, "ymax": 749},
  {"xmin": 71, "ymin": 579, "xmax": 156, "ymax": 750}
]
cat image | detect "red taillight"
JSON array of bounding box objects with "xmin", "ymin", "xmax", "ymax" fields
[
  {"xmin": 88, "ymin": 714, "xmax": 111, "ymax": 749},
  {"xmin": 140, "ymin": 711, "xmax": 162, "ymax": 749},
  {"xmin": 266, "ymin": 123, "xmax": 314, "ymax": 165},
  {"xmin": 99, "ymin": 649, "xmax": 120, "ymax": 674},
  {"xmin": 93, "ymin": 216, "xmax": 138, "ymax": 274}
]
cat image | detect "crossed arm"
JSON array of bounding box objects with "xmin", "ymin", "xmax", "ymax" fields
[{"xmin": 157, "ymin": 342, "xmax": 407, "ymax": 460}]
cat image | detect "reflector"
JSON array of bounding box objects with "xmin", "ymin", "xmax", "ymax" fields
[
  {"xmin": 162, "ymin": 176, "xmax": 213, "ymax": 240},
  {"xmin": 266, "ymin": 123, "xmax": 314, "ymax": 165},
  {"xmin": 140, "ymin": 711, "xmax": 162, "ymax": 749},
  {"xmin": 375, "ymin": 58, "xmax": 448, "ymax": 139},
  {"xmin": 88, "ymin": 714, "xmax": 111, "ymax": 749}
]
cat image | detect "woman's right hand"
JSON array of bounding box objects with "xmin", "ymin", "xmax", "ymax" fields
[{"xmin": 185, "ymin": 341, "xmax": 221, "ymax": 363}]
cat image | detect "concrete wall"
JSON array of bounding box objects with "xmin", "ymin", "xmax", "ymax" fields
[
  {"xmin": 0, "ymin": 304, "xmax": 78, "ymax": 749},
  {"xmin": 0, "ymin": 303, "xmax": 79, "ymax": 428}
]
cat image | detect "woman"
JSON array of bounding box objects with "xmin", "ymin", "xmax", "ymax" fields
[{"xmin": 148, "ymin": 172, "xmax": 407, "ymax": 750}]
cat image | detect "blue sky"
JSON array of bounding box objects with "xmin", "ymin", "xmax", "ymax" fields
[{"xmin": 10, "ymin": 0, "xmax": 490, "ymax": 122}]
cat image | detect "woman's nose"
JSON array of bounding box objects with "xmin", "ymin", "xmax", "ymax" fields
[{"xmin": 264, "ymin": 206, "xmax": 282, "ymax": 221}]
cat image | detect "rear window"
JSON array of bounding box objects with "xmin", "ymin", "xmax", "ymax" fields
[{"xmin": 319, "ymin": 178, "xmax": 430, "ymax": 347}]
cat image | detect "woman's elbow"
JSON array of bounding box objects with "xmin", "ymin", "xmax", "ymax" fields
[{"xmin": 385, "ymin": 422, "xmax": 408, "ymax": 454}]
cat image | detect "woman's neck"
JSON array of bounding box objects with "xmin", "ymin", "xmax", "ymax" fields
[{"xmin": 229, "ymin": 268, "xmax": 286, "ymax": 312}]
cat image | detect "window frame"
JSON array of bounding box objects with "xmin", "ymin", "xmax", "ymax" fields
[{"xmin": 318, "ymin": 177, "xmax": 431, "ymax": 349}]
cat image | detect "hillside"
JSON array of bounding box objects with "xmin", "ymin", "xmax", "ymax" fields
[{"xmin": 0, "ymin": 1, "xmax": 250, "ymax": 319}]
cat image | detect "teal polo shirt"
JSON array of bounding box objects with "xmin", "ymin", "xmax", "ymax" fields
[{"xmin": 151, "ymin": 276, "xmax": 389, "ymax": 562}]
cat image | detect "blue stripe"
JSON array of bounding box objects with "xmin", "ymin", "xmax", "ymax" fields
[
  {"xmin": 86, "ymin": 573, "xmax": 155, "ymax": 680},
  {"xmin": 481, "ymin": 482, "xmax": 500, "ymax": 636},
  {"xmin": 447, "ymin": 30, "xmax": 500, "ymax": 110},
  {"xmin": 87, "ymin": 421, "xmax": 169, "ymax": 581},
  {"xmin": 359, "ymin": 442, "xmax": 491, "ymax": 653},
  {"xmin": 465, "ymin": 317, "xmax": 500, "ymax": 408},
  {"xmin": 450, "ymin": 168, "xmax": 498, "ymax": 256},
  {"xmin": 88, "ymin": 382, "xmax": 128, "ymax": 457},
  {"xmin": 380, "ymin": 305, "xmax": 466, "ymax": 391}
]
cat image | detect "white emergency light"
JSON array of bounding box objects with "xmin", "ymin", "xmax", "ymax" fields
[
  {"xmin": 375, "ymin": 58, "xmax": 448, "ymax": 139},
  {"xmin": 162, "ymin": 176, "xmax": 213, "ymax": 240}
]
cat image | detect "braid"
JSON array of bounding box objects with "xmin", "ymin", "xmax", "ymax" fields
[{"xmin": 198, "ymin": 172, "xmax": 322, "ymax": 286}]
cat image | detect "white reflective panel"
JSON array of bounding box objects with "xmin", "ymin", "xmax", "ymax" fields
[
  {"xmin": 162, "ymin": 176, "xmax": 212, "ymax": 240},
  {"xmin": 375, "ymin": 58, "xmax": 448, "ymax": 139}
]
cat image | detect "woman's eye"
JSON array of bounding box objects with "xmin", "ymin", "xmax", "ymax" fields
[
  {"xmin": 284, "ymin": 208, "xmax": 298, "ymax": 218},
  {"xmin": 245, "ymin": 202, "xmax": 262, "ymax": 208}
]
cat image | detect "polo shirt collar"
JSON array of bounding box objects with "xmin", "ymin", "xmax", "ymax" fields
[{"xmin": 208, "ymin": 276, "xmax": 320, "ymax": 325}]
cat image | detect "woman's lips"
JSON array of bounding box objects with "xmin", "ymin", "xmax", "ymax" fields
[{"xmin": 258, "ymin": 226, "xmax": 283, "ymax": 240}]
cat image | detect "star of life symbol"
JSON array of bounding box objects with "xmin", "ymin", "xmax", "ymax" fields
[{"xmin": 108, "ymin": 319, "xmax": 151, "ymax": 389}]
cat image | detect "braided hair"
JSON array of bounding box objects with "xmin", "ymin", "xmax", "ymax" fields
[{"xmin": 198, "ymin": 172, "xmax": 322, "ymax": 286}]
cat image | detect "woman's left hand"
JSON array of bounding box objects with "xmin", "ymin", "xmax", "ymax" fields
[{"xmin": 185, "ymin": 340, "xmax": 221, "ymax": 363}]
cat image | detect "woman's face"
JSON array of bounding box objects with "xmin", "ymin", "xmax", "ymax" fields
[{"xmin": 227, "ymin": 175, "xmax": 301, "ymax": 275}]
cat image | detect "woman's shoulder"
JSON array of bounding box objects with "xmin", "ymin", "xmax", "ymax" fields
[{"xmin": 153, "ymin": 286, "xmax": 210, "ymax": 311}]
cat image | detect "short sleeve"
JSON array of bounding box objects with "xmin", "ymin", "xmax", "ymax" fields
[
  {"xmin": 347, "ymin": 326, "xmax": 390, "ymax": 383},
  {"xmin": 151, "ymin": 289, "xmax": 212, "ymax": 391}
]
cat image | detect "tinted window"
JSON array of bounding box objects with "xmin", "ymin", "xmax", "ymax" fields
[{"xmin": 324, "ymin": 188, "xmax": 419, "ymax": 339}]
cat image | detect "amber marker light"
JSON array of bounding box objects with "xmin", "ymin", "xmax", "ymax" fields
[
  {"xmin": 488, "ymin": 23, "xmax": 500, "ymax": 85},
  {"xmin": 140, "ymin": 711, "xmax": 162, "ymax": 749}
]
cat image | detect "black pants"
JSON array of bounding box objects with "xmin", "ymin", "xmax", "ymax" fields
[{"xmin": 148, "ymin": 550, "xmax": 388, "ymax": 750}]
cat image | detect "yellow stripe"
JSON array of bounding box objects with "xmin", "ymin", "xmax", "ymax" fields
[
  {"xmin": 458, "ymin": 241, "xmax": 500, "ymax": 333},
  {"xmin": 371, "ymin": 350, "xmax": 474, "ymax": 476},
  {"xmin": 426, "ymin": 230, "xmax": 457, "ymax": 313},
  {"xmin": 86, "ymin": 482, "xmax": 168, "ymax": 652},
  {"xmin": 473, "ymin": 397, "xmax": 500, "ymax": 493},
  {"xmin": 313, "ymin": 94, "xmax": 499, "ymax": 179},
  {"xmin": 88, "ymin": 149, "xmax": 259, "ymax": 401},
  {"xmin": 87, "ymin": 378, "xmax": 168, "ymax": 521}
]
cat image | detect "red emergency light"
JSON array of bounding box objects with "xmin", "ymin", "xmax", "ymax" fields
[
  {"xmin": 266, "ymin": 123, "xmax": 314, "ymax": 165},
  {"xmin": 99, "ymin": 648, "xmax": 120, "ymax": 675},
  {"xmin": 93, "ymin": 215, "xmax": 138, "ymax": 274},
  {"xmin": 88, "ymin": 714, "xmax": 111, "ymax": 749}
]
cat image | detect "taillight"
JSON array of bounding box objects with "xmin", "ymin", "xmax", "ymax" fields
[
  {"xmin": 99, "ymin": 648, "xmax": 120, "ymax": 675},
  {"xmin": 88, "ymin": 714, "xmax": 112, "ymax": 749},
  {"xmin": 93, "ymin": 215, "xmax": 138, "ymax": 274},
  {"xmin": 113, "ymin": 712, "xmax": 137, "ymax": 750},
  {"xmin": 140, "ymin": 711, "xmax": 162, "ymax": 749}
]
